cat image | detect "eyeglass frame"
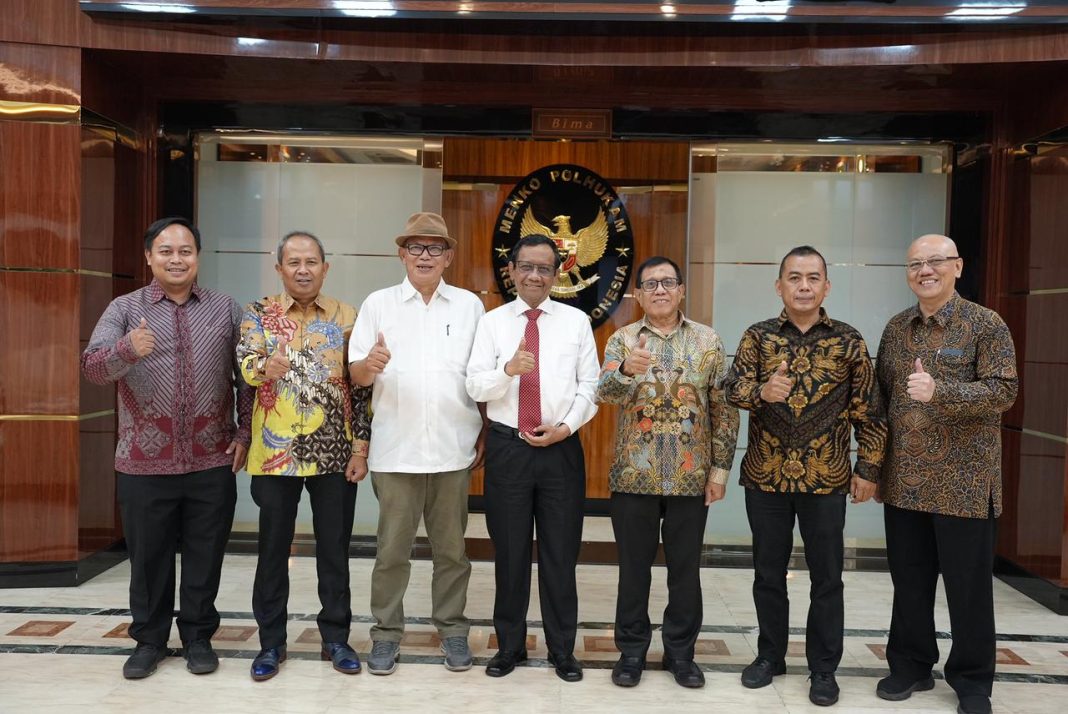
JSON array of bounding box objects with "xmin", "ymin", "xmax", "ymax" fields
[
  {"xmin": 404, "ymin": 242, "xmax": 450, "ymax": 257},
  {"xmin": 638, "ymin": 277, "xmax": 682, "ymax": 292},
  {"xmin": 513, "ymin": 261, "xmax": 557, "ymax": 277},
  {"xmin": 906, "ymin": 255, "xmax": 960, "ymax": 273}
]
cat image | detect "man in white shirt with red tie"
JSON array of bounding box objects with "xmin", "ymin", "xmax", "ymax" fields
[{"xmin": 466, "ymin": 234, "xmax": 600, "ymax": 683}]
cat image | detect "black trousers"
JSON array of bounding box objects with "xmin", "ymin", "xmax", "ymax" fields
[
  {"xmin": 250, "ymin": 473, "xmax": 358, "ymax": 649},
  {"xmin": 745, "ymin": 487, "xmax": 846, "ymax": 673},
  {"xmin": 483, "ymin": 425, "xmax": 586, "ymax": 657},
  {"xmin": 885, "ymin": 503, "xmax": 997, "ymax": 699},
  {"xmin": 610, "ymin": 491, "xmax": 708, "ymax": 661},
  {"xmin": 117, "ymin": 466, "xmax": 236, "ymax": 648}
]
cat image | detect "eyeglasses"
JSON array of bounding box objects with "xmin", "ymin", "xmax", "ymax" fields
[
  {"xmin": 405, "ymin": 243, "xmax": 448, "ymax": 257},
  {"xmin": 514, "ymin": 261, "xmax": 556, "ymax": 277},
  {"xmin": 906, "ymin": 255, "xmax": 959, "ymax": 273},
  {"xmin": 639, "ymin": 278, "xmax": 681, "ymax": 292}
]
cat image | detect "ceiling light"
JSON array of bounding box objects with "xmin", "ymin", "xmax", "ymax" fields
[
  {"xmin": 731, "ymin": 0, "xmax": 791, "ymax": 22},
  {"xmin": 332, "ymin": 1, "xmax": 397, "ymax": 18}
]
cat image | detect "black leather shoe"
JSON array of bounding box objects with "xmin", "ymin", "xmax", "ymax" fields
[
  {"xmin": 611, "ymin": 655, "xmax": 644, "ymax": 687},
  {"xmin": 809, "ymin": 671, "xmax": 840, "ymax": 706},
  {"xmin": 741, "ymin": 656, "xmax": 786, "ymax": 689},
  {"xmin": 663, "ymin": 656, "xmax": 705, "ymax": 688},
  {"xmin": 123, "ymin": 643, "xmax": 167, "ymax": 679},
  {"xmin": 485, "ymin": 650, "xmax": 527, "ymax": 677},
  {"xmin": 321, "ymin": 642, "xmax": 361, "ymax": 674},
  {"xmin": 876, "ymin": 673, "xmax": 935, "ymax": 701},
  {"xmin": 547, "ymin": 652, "xmax": 583, "ymax": 682},
  {"xmin": 957, "ymin": 695, "xmax": 992, "ymax": 714},
  {"xmin": 183, "ymin": 639, "xmax": 218, "ymax": 675},
  {"xmin": 251, "ymin": 646, "xmax": 287, "ymax": 681}
]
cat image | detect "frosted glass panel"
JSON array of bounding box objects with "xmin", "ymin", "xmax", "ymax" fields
[
  {"xmin": 714, "ymin": 173, "xmax": 855, "ymax": 264},
  {"xmin": 197, "ymin": 162, "xmax": 278, "ymax": 251},
  {"xmin": 709, "ymin": 264, "xmax": 783, "ymax": 359},
  {"xmin": 853, "ymin": 173, "xmax": 948, "ymax": 265},
  {"xmin": 847, "ymin": 266, "xmax": 916, "ymax": 353}
]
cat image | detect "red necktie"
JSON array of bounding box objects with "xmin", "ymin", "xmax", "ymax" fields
[{"xmin": 518, "ymin": 308, "xmax": 542, "ymax": 433}]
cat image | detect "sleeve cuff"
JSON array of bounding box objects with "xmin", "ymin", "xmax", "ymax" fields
[
  {"xmin": 351, "ymin": 440, "xmax": 369, "ymax": 458},
  {"xmin": 708, "ymin": 467, "xmax": 730, "ymax": 486},
  {"xmin": 116, "ymin": 335, "xmax": 139, "ymax": 364}
]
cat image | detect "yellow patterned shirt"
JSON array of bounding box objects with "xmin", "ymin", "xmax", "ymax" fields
[
  {"xmin": 238, "ymin": 292, "xmax": 370, "ymax": 476},
  {"xmin": 724, "ymin": 309, "xmax": 887, "ymax": 494},
  {"xmin": 596, "ymin": 315, "xmax": 739, "ymax": 497}
]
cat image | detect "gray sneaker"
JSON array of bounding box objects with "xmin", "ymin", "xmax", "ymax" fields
[
  {"xmin": 367, "ymin": 640, "xmax": 400, "ymax": 675},
  {"xmin": 441, "ymin": 636, "xmax": 473, "ymax": 672}
]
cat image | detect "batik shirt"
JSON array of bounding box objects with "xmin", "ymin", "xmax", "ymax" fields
[
  {"xmin": 877, "ymin": 293, "xmax": 1017, "ymax": 518},
  {"xmin": 724, "ymin": 309, "xmax": 887, "ymax": 494},
  {"xmin": 238, "ymin": 292, "xmax": 370, "ymax": 476},
  {"xmin": 82, "ymin": 280, "xmax": 253, "ymax": 475},
  {"xmin": 596, "ymin": 315, "xmax": 739, "ymax": 496}
]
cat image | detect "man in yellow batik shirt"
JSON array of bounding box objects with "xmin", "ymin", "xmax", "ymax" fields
[{"xmin": 237, "ymin": 231, "xmax": 371, "ymax": 682}]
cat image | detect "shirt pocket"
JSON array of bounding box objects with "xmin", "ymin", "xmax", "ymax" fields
[
  {"xmin": 551, "ymin": 340, "xmax": 581, "ymax": 378},
  {"xmin": 445, "ymin": 323, "xmax": 477, "ymax": 372}
]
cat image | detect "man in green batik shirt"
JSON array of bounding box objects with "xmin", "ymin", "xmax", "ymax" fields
[{"xmin": 596, "ymin": 255, "xmax": 739, "ymax": 690}]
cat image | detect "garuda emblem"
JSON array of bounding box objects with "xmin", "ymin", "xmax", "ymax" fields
[{"xmin": 519, "ymin": 209, "xmax": 609, "ymax": 296}]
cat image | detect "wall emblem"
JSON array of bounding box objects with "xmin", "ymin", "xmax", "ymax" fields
[{"xmin": 492, "ymin": 164, "xmax": 634, "ymax": 329}]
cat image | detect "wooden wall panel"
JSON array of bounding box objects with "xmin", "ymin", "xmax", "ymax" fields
[
  {"xmin": 442, "ymin": 138, "xmax": 688, "ymax": 499},
  {"xmin": 78, "ymin": 413, "xmax": 120, "ymax": 558},
  {"xmin": 0, "ymin": 271, "xmax": 80, "ymax": 415},
  {"xmin": 0, "ymin": 41, "xmax": 81, "ymax": 105},
  {"xmin": 0, "ymin": 122, "xmax": 81, "ymax": 270},
  {"xmin": 0, "ymin": 421, "xmax": 79, "ymax": 561}
]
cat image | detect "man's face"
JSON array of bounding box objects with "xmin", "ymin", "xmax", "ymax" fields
[
  {"xmin": 636, "ymin": 262, "xmax": 685, "ymax": 322},
  {"xmin": 399, "ymin": 237, "xmax": 452, "ymax": 288},
  {"xmin": 145, "ymin": 224, "xmax": 199, "ymax": 291},
  {"xmin": 508, "ymin": 243, "xmax": 557, "ymax": 307},
  {"xmin": 276, "ymin": 235, "xmax": 329, "ymax": 304},
  {"xmin": 776, "ymin": 254, "xmax": 830, "ymax": 317},
  {"xmin": 906, "ymin": 235, "xmax": 961, "ymax": 304}
]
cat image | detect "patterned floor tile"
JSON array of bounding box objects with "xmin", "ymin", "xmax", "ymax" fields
[
  {"xmin": 487, "ymin": 634, "xmax": 536, "ymax": 651},
  {"xmin": 7, "ymin": 621, "xmax": 74, "ymax": 637},
  {"xmin": 213, "ymin": 625, "xmax": 257, "ymax": 642},
  {"xmin": 103, "ymin": 623, "xmax": 131, "ymax": 639}
]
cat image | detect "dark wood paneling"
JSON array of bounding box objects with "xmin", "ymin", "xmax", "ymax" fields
[
  {"xmin": 0, "ymin": 420, "xmax": 79, "ymax": 561},
  {"xmin": 0, "ymin": 271, "xmax": 80, "ymax": 415},
  {"xmin": 0, "ymin": 122, "xmax": 81, "ymax": 270},
  {"xmin": 442, "ymin": 138, "xmax": 688, "ymax": 498},
  {"xmin": 0, "ymin": 41, "xmax": 80, "ymax": 105},
  {"xmin": 78, "ymin": 413, "xmax": 120, "ymax": 558}
]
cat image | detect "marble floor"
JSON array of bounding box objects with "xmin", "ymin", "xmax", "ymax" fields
[{"xmin": 2, "ymin": 544, "xmax": 1067, "ymax": 713}]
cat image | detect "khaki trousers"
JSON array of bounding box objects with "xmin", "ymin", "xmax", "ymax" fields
[{"xmin": 369, "ymin": 469, "xmax": 472, "ymax": 641}]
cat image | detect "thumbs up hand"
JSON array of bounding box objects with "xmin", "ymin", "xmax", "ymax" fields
[
  {"xmin": 622, "ymin": 333, "xmax": 653, "ymax": 377},
  {"xmin": 263, "ymin": 343, "xmax": 292, "ymax": 381},
  {"xmin": 365, "ymin": 331, "xmax": 392, "ymax": 374},
  {"xmin": 759, "ymin": 359, "xmax": 795, "ymax": 404},
  {"xmin": 907, "ymin": 357, "xmax": 935, "ymax": 403},
  {"xmin": 505, "ymin": 337, "xmax": 536, "ymax": 377},
  {"xmin": 129, "ymin": 317, "xmax": 156, "ymax": 357}
]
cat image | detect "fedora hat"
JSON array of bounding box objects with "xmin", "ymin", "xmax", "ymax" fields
[{"xmin": 395, "ymin": 212, "xmax": 456, "ymax": 249}]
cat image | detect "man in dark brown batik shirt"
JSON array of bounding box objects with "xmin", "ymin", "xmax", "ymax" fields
[
  {"xmin": 875, "ymin": 234, "xmax": 1017, "ymax": 714},
  {"xmin": 725, "ymin": 246, "xmax": 887, "ymax": 708}
]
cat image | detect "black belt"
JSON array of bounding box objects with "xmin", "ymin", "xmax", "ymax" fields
[{"xmin": 489, "ymin": 421, "xmax": 525, "ymax": 441}]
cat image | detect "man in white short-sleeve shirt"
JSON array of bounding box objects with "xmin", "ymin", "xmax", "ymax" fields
[{"xmin": 348, "ymin": 212, "xmax": 485, "ymax": 675}]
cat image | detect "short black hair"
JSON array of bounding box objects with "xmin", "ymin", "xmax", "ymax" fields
[
  {"xmin": 636, "ymin": 256, "xmax": 683, "ymax": 285},
  {"xmin": 277, "ymin": 230, "xmax": 326, "ymax": 264},
  {"xmin": 509, "ymin": 234, "xmax": 562, "ymax": 269},
  {"xmin": 144, "ymin": 217, "xmax": 201, "ymax": 253},
  {"xmin": 778, "ymin": 245, "xmax": 827, "ymax": 278}
]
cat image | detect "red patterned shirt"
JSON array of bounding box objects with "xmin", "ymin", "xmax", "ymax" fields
[{"xmin": 81, "ymin": 280, "xmax": 253, "ymax": 475}]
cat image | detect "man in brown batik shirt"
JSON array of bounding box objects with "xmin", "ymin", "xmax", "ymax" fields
[{"xmin": 874, "ymin": 234, "xmax": 1017, "ymax": 714}]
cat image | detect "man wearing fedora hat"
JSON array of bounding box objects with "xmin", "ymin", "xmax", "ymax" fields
[{"xmin": 349, "ymin": 211, "xmax": 486, "ymax": 675}]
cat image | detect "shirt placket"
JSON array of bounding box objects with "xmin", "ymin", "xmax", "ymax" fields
[{"xmin": 173, "ymin": 301, "xmax": 194, "ymax": 467}]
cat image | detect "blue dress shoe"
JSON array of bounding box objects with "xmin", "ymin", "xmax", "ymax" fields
[
  {"xmin": 322, "ymin": 642, "xmax": 361, "ymax": 674},
  {"xmin": 251, "ymin": 646, "xmax": 286, "ymax": 681}
]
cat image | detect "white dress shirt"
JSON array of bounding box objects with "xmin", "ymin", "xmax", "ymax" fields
[
  {"xmin": 349, "ymin": 277, "xmax": 485, "ymax": 473},
  {"xmin": 466, "ymin": 297, "xmax": 599, "ymax": 435}
]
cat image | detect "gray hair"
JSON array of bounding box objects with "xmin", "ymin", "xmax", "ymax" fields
[{"xmin": 276, "ymin": 231, "xmax": 326, "ymax": 264}]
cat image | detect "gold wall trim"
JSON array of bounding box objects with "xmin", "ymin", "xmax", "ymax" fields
[
  {"xmin": 0, "ymin": 100, "xmax": 81, "ymax": 124},
  {"xmin": 1019, "ymin": 427, "xmax": 1068, "ymax": 446},
  {"xmin": 0, "ymin": 410, "xmax": 115, "ymax": 422},
  {"xmin": 82, "ymin": 109, "xmax": 141, "ymax": 150},
  {"xmin": 1007, "ymin": 287, "xmax": 1068, "ymax": 296},
  {"xmin": 0, "ymin": 266, "xmax": 124, "ymax": 279}
]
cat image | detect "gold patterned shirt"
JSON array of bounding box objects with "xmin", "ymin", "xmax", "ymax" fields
[
  {"xmin": 596, "ymin": 315, "xmax": 739, "ymax": 497},
  {"xmin": 725, "ymin": 309, "xmax": 887, "ymax": 494},
  {"xmin": 876, "ymin": 293, "xmax": 1017, "ymax": 518},
  {"xmin": 238, "ymin": 292, "xmax": 371, "ymax": 476}
]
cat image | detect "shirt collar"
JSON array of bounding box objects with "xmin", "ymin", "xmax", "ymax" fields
[
  {"xmin": 280, "ymin": 290, "xmax": 336, "ymax": 314},
  {"xmin": 776, "ymin": 307, "xmax": 833, "ymax": 332},
  {"xmin": 639, "ymin": 311, "xmax": 691, "ymax": 339},
  {"xmin": 147, "ymin": 279, "xmax": 203, "ymax": 304},
  {"xmin": 512, "ymin": 296, "xmax": 555, "ymax": 316},
  {"xmin": 909, "ymin": 291, "xmax": 960, "ymax": 328},
  {"xmin": 400, "ymin": 276, "xmax": 450, "ymax": 303}
]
